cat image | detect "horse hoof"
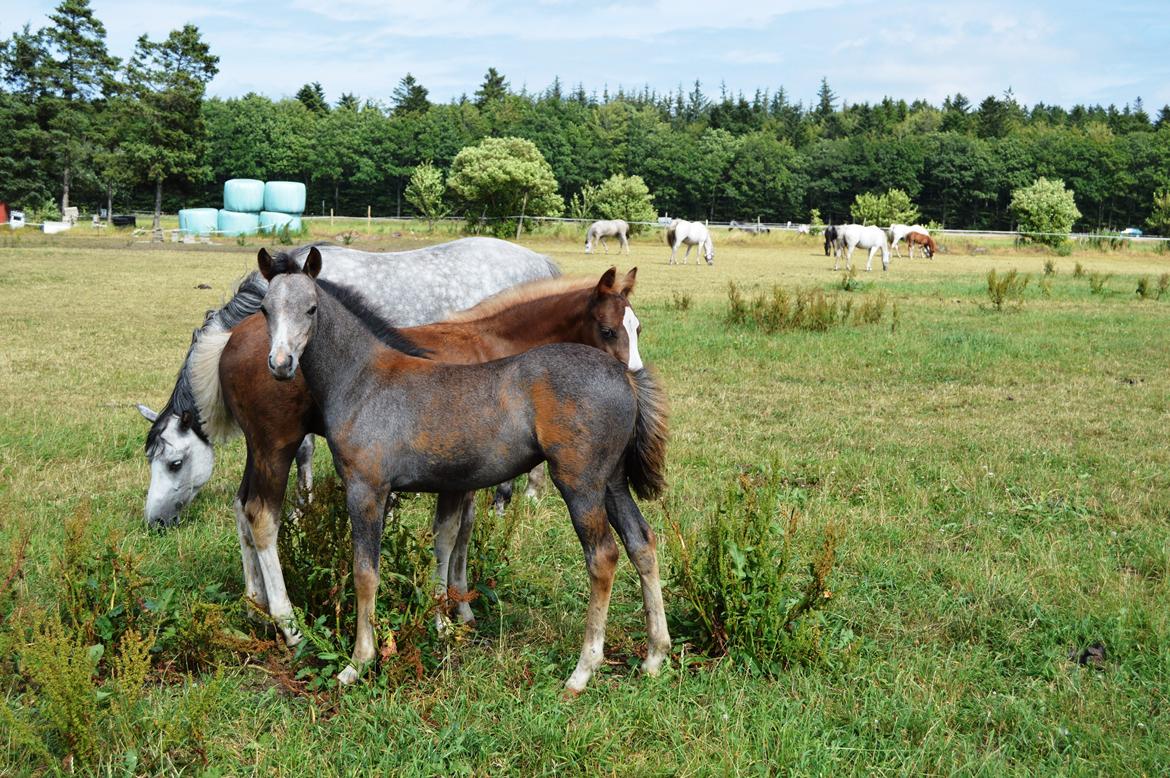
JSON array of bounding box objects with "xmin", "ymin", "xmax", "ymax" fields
[
  {"xmin": 337, "ymin": 665, "xmax": 359, "ymax": 685},
  {"xmin": 284, "ymin": 630, "xmax": 303, "ymax": 648}
]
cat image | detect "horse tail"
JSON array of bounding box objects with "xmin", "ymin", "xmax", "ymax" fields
[
  {"xmin": 623, "ymin": 367, "xmax": 669, "ymax": 500},
  {"xmin": 665, "ymin": 224, "xmax": 675, "ymax": 247}
]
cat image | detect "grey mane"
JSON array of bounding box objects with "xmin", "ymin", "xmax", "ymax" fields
[{"xmin": 145, "ymin": 272, "xmax": 268, "ymax": 455}]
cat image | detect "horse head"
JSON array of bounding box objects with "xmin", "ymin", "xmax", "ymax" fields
[
  {"xmin": 589, "ymin": 266, "xmax": 642, "ymax": 370},
  {"xmin": 258, "ymin": 247, "xmax": 322, "ymax": 381},
  {"xmin": 704, "ymin": 237, "xmax": 715, "ymax": 265},
  {"xmin": 139, "ymin": 404, "xmax": 214, "ymax": 529}
]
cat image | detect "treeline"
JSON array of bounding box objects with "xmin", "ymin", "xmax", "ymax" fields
[{"xmin": 5, "ymin": 1, "xmax": 1170, "ymax": 232}]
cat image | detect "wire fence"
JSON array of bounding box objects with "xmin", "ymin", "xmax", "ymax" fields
[{"xmin": 5, "ymin": 212, "xmax": 1168, "ymax": 244}]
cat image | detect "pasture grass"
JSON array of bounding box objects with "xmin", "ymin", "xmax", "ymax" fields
[{"xmin": 1, "ymin": 229, "xmax": 1169, "ymax": 774}]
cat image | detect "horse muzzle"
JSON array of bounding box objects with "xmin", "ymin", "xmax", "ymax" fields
[{"xmin": 268, "ymin": 351, "xmax": 298, "ymax": 381}]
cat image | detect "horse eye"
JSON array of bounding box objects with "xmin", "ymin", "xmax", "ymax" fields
[
  {"xmin": 600, "ymin": 327, "xmax": 617, "ymax": 340},
  {"xmin": 168, "ymin": 459, "xmax": 183, "ymax": 472},
  {"xmin": 307, "ymin": 305, "xmax": 317, "ymax": 316}
]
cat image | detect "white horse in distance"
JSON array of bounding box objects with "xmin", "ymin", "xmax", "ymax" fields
[
  {"xmin": 834, "ymin": 224, "xmax": 891, "ymax": 272},
  {"xmin": 584, "ymin": 219, "xmax": 630, "ymax": 254},
  {"xmin": 666, "ymin": 219, "xmax": 714, "ymax": 265},
  {"xmin": 889, "ymin": 223, "xmax": 930, "ymax": 258}
]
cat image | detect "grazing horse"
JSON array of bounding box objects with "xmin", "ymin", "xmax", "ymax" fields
[
  {"xmin": 889, "ymin": 224, "xmax": 930, "ymax": 258},
  {"xmin": 584, "ymin": 219, "xmax": 630, "ymax": 254},
  {"xmin": 905, "ymin": 230, "xmax": 937, "ymax": 259},
  {"xmin": 835, "ymin": 224, "xmax": 891, "ymax": 272},
  {"xmin": 138, "ymin": 238, "xmax": 559, "ymax": 528},
  {"xmin": 824, "ymin": 225, "xmax": 840, "ymax": 257},
  {"xmin": 215, "ymin": 252, "xmax": 647, "ymax": 651},
  {"xmin": 259, "ymin": 248, "xmax": 671, "ymax": 692},
  {"xmin": 666, "ymin": 219, "xmax": 714, "ymax": 265}
]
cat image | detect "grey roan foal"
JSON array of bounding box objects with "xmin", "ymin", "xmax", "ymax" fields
[{"xmin": 258, "ymin": 247, "xmax": 671, "ymax": 693}]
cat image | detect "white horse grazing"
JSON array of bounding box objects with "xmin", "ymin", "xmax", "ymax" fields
[
  {"xmin": 666, "ymin": 219, "xmax": 714, "ymax": 265},
  {"xmin": 584, "ymin": 219, "xmax": 630, "ymax": 254},
  {"xmin": 889, "ymin": 224, "xmax": 929, "ymax": 258},
  {"xmin": 835, "ymin": 224, "xmax": 891, "ymax": 272}
]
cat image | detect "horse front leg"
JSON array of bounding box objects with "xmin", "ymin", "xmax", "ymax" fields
[
  {"xmin": 621, "ymin": 233, "xmax": 629, "ymax": 255},
  {"xmin": 234, "ymin": 452, "xmax": 267, "ymax": 615},
  {"xmin": 865, "ymin": 245, "xmax": 877, "ymax": 272},
  {"xmin": 338, "ymin": 480, "xmax": 389, "ymax": 685},
  {"xmin": 244, "ymin": 452, "xmax": 301, "ymax": 647}
]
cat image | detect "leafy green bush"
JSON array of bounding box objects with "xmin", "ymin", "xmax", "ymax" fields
[
  {"xmin": 405, "ymin": 161, "xmax": 449, "ymax": 230},
  {"xmin": 850, "ymin": 188, "xmax": 918, "ymax": 226},
  {"xmin": 1145, "ymin": 189, "xmax": 1170, "ymax": 235},
  {"xmin": 447, "ymin": 136, "xmax": 564, "ymax": 237},
  {"xmin": 593, "ymin": 174, "xmax": 656, "ymax": 234},
  {"xmin": 1136, "ymin": 276, "xmax": 1152, "ymax": 299},
  {"xmin": 666, "ymin": 471, "xmax": 847, "ymax": 674},
  {"xmin": 987, "ymin": 268, "xmax": 1030, "ymax": 310},
  {"xmin": 1073, "ymin": 261, "xmax": 1085, "ymax": 278},
  {"xmin": 1043, "ymin": 258, "xmax": 1056, "ymax": 276},
  {"xmin": 1010, "ymin": 177, "xmax": 1081, "ymax": 247}
]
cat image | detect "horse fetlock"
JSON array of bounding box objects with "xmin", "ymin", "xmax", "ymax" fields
[{"xmin": 337, "ymin": 664, "xmax": 360, "ymax": 685}]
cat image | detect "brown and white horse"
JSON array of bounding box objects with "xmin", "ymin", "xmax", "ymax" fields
[{"xmin": 258, "ymin": 247, "xmax": 670, "ymax": 692}]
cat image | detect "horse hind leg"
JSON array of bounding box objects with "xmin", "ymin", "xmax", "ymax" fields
[
  {"xmin": 524, "ymin": 464, "xmax": 546, "ymax": 499},
  {"xmin": 490, "ymin": 478, "xmax": 513, "ymax": 516},
  {"xmin": 604, "ymin": 478, "xmax": 670, "ymax": 677},
  {"xmin": 448, "ymin": 492, "xmax": 477, "ymax": 625},
  {"xmin": 294, "ymin": 434, "xmax": 314, "ymax": 505},
  {"xmin": 553, "ymin": 476, "xmax": 619, "ymax": 693},
  {"xmin": 432, "ymin": 491, "xmax": 467, "ymax": 631}
]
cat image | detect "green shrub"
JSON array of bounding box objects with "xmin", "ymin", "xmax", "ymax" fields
[
  {"xmin": 669, "ymin": 290, "xmax": 693, "ymax": 311},
  {"xmin": 666, "ymin": 470, "xmax": 848, "ymax": 674},
  {"xmin": 725, "ymin": 282, "xmax": 887, "ymax": 333},
  {"xmin": 1073, "ymin": 261, "xmax": 1085, "ymax": 278},
  {"xmin": 1043, "ymin": 258, "xmax": 1056, "ymax": 276},
  {"xmin": 1136, "ymin": 276, "xmax": 1152, "ymax": 299},
  {"xmin": 986, "ymin": 268, "xmax": 1030, "ymax": 311},
  {"xmin": 1055, "ymin": 242, "xmax": 1074, "ymax": 257},
  {"xmin": 1157, "ymin": 273, "xmax": 1170, "ymax": 300},
  {"xmin": 1088, "ymin": 272, "xmax": 1112, "ymax": 295},
  {"xmin": 1010, "ymin": 177, "xmax": 1081, "ymax": 247}
]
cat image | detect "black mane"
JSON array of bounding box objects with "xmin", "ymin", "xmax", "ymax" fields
[
  {"xmin": 316, "ymin": 278, "xmax": 430, "ymax": 358},
  {"xmin": 145, "ymin": 272, "xmax": 268, "ymax": 455}
]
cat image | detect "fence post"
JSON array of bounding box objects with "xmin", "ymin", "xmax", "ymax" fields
[
  {"xmin": 516, "ymin": 192, "xmax": 528, "ymax": 240},
  {"xmin": 330, "ymin": 208, "xmax": 334, "ymax": 227},
  {"xmin": 367, "ymin": 205, "xmax": 371, "ymax": 233}
]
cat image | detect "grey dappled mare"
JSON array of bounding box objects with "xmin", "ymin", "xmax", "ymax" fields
[
  {"xmin": 584, "ymin": 219, "xmax": 630, "ymax": 254},
  {"xmin": 139, "ymin": 238, "xmax": 559, "ymax": 527},
  {"xmin": 260, "ymin": 249, "xmax": 671, "ymax": 692}
]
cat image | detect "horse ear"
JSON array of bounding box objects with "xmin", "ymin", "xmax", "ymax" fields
[
  {"xmin": 305, "ymin": 247, "xmax": 322, "ymax": 279},
  {"xmin": 257, "ymin": 248, "xmax": 275, "ymax": 280},
  {"xmin": 620, "ymin": 267, "xmax": 637, "ymax": 297},
  {"xmin": 596, "ymin": 266, "xmax": 617, "ymax": 296},
  {"xmin": 136, "ymin": 403, "xmax": 158, "ymax": 423}
]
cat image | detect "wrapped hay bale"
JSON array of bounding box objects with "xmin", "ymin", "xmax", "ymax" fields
[
  {"xmin": 223, "ymin": 179, "xmax": 265, "ymax": 212},
  {"xmin": 217, "ymin": 209, "xmax": 260, "ymax": 236},
  {"xmin": 263, "ymin": 181, "xmax": 306, "ymax": 214},
  {"xmin": 178, "ymin": 207, "xmax": 219, "ymax": 235}
]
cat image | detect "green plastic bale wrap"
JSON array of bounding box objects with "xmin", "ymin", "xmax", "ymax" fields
[
  {"xmin": 223, "ymin": 179, "xmax": 265, "ymax": 212},
  {"xmin": 263, "ymin": 181, "xmax": 306, "ymax": 214},
  {"xmin": 178, "ymin": 208, "xmax": 219, "ymax": 235},
  {"xmin": 259, "ymin": 211, "xmax": 303, "ymax": 234},
  {"xmin": 217, "ymin": 209, "xmax": 260, "ymax": 236}
]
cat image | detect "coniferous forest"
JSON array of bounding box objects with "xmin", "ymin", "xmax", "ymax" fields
[{"xmin": 4, "ymin": 0, "xmax": 1170, "ymax": 232}]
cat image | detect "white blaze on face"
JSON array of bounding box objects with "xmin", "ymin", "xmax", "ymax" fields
[{"xmin": 623, "ymin": 305, "xmax": 643, "ymax": 371}]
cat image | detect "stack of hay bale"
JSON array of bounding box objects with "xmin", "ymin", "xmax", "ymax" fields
[{"xmin": 178, "ymin": 179, "xmax": 306, "ymax": 237}]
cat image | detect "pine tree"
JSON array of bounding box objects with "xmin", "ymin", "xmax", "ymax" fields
[
  {"xmin": 122, "ymin": 24, "xmax": 219, "ymax": 234},
  {"xmin": 815, "ymin": 77, "xmax": 836, "ymax": 119},
  {"xmin": 474, "ymin": 67, "xmax": 508, "ymax": 108},
  {"xmin": 295, "ymin": 82, "xmax": 328, "ymax": 114},
  {"xmin": 336, "ymin": 92, "xmax": 359, "ymax": 110},
  {"xmin": 42, "ymin": 0, "xmax": 118, "ymax": 212},
  {"xmin": 391, "ymin": 73, "xmax": 429, "ymax": 114}
]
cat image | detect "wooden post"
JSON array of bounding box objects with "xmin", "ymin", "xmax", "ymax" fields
[
  {"xmin": 516, "ymin": 192, "xmax": 528, "ymax": 240},
  {"xmin": 367, "ymin": 205, "xmax": 371, "ymax": 233},
  {"xmin": 330, "ymin": 208, "xmax": 334, "ymax": 227}
]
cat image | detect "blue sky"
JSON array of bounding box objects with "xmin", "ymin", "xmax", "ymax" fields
[{"xmin": 10, "ymin": 0, "xmax": 1170, "ymax": 111}]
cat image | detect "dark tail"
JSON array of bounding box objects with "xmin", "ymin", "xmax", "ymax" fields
[
  {"xmin": 624, "ymin": 367, "xmax": 669, "ymax": 499},
  {"xmin": 665, "ymin": 224, "xmax": 676, "ymax": 247}
]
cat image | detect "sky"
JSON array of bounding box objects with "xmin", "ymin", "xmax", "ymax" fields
[{"xmin": 8, "ymin": 0, "xmax": 1170, "ymax": 112}]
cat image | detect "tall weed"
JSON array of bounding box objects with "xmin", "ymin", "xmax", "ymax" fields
[
  {"xmin": 986, "ymin": 269, "xmax": 1030, "ymax": 310},
  {"xmin": 666, "ymin": 470, "xmax": 850, "ymax": 675},
  {"xmin": 725, "ymin": 282, "xmax": 887, "ymax": 333}
]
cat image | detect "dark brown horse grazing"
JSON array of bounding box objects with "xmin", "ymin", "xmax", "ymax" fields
[
  {"xmin": 257, "ymin": 247, "xmax": 670, "ymax": 692},
  {"xmin": 905, "ymin": 230, "xmax": 937, "ymax": 259},
  {"xmin": 220, "ymin": 248, "xmax": 649, "ymax": 654}
]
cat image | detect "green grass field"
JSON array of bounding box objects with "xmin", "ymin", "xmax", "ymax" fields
[{"xmin": 1, "ymin": 224, "xmax": 1168, "ymax": 775}]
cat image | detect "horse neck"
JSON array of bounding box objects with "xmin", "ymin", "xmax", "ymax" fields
[
  {"xmin": 300, "ymin": 290, "xmax": 407, "ymax": 406},
  {"xmin": 408, "ymin": 286, "xmax": 592, "ymax": 361}
]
